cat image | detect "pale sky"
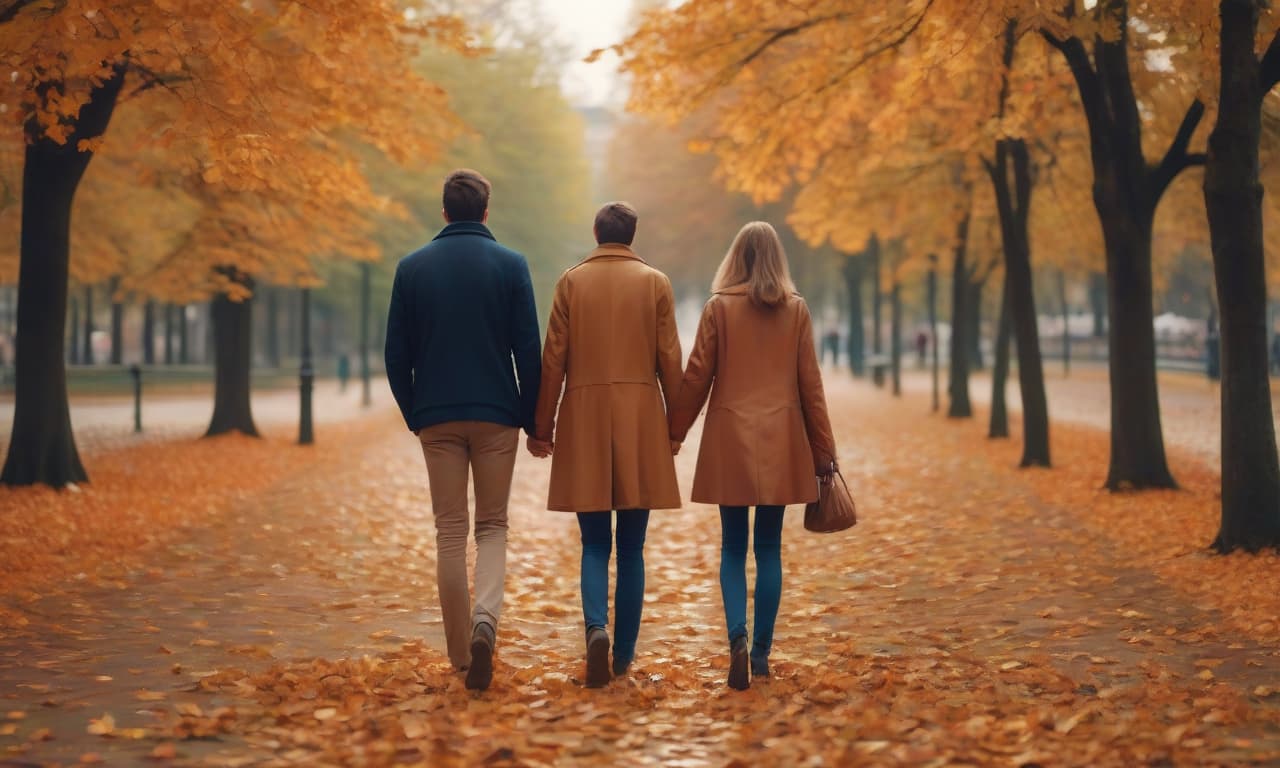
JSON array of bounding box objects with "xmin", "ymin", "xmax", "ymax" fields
[{"xmin": 538, "ymin": 0, "xmax": 631, "ymax": 106}]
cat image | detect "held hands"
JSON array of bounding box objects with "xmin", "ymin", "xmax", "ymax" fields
[
  {"xmin": 671, "ymin": 440, "xmax": 681, "ymax": 456},
  {"xmin": 527, "ymin": 436, "xmax": 553, "ymax": 458}
]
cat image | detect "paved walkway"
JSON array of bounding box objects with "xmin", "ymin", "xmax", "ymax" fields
[
  {"xmin": 889, "ymin": 363, "xmax": 1264, "ymax": 468},
  {"xmin": 0, "ymin": 381, "xmax": 373, "ymax": 457},
  {"xmin": 1, "ymin": 377, "xmax": 1279, "ymax": 766}
]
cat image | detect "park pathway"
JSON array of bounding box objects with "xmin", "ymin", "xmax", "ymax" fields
[{"xmin": 2, "ymin": 377, "xmax": 1280, "ymax": 766}]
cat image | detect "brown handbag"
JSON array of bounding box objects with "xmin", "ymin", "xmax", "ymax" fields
[{"xmin": 804, "ymin": 464, "xmax": 857, "ymax": 533}]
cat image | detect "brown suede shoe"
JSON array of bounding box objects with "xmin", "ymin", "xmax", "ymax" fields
[
  {"xmin": 728, "ymin": 636, "xmax": 750, "ymax": 691},
  {"xmin": 465, "ymin": 622, "xmax": 495, "ymax": 691},
  {"xmin": 585, "ymin": 627, "xmax": 611, "ymax": 688}
]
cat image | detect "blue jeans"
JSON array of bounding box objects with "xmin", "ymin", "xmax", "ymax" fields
[
  {"xmin": 577, "ymin": 509, "xmax": 650, "ymax": 665},
  {"xmin": 719, "ymin": 505, "xmax": 785, "ymax": 661}
]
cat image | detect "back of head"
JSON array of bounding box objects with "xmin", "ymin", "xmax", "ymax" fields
[
  {"xmin": 442, "ymin": 169, "xmax": 491, "ymax": 222},
  {"xmin": 712, "ymin": 221, "xmax": 796, "ymax": 308},
  {"xmin": 594, "ymin": 201, "xmax": 639, "ymax": 246}
]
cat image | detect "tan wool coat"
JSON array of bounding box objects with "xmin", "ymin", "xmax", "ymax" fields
[
  {"xmin": 668, "ymin": 286, "xmax": 837, "ymax": 507},
  {"xmin": 534, "ymin": 244, "xmax": 683, "ymax": 513}
]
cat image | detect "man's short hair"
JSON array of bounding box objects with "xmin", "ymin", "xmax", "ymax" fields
[
  {"xmin": 594, "ymin": 202, "xmax": 638, "ymax": 246},
  {"xmin": 442, "ymin": 169, "xmax": 491, "ymax": 222}
]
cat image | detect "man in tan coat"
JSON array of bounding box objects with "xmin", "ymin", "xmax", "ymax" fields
[{"xmin": 529, "ymin": 201, "xmax": 682, "ymax": 687}]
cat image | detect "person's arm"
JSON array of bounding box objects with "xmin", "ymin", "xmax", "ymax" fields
[
  {"xmin": 655, "ymin": 273, "xmax": 684, "ymax": 412},
  {"xmin": 797, "ymin": 300, "xmax": 837, "ymax": 474},
  {"xmin": 533, "ymin": 275, "xmax": 570, "ymax": 444},
  {"xmin": 510, "ymin": 257, "xmax": 542, "ymax": 436},
  {"xmin": 383, "ymin": 264, "xmax": 415, "ymax": 430},
  {"xmin": 668, "ymin": 299, "xmax": 717, "ymax": 443}
]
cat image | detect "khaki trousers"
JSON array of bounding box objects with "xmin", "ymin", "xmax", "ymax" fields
[{"xmin": 418, "ymin": 420, "xmax": 519, "ymax": 670}]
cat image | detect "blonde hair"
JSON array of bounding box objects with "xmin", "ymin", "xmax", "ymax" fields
[{"xmin": 712, "ymin": 221, "xmax": 796, "ymax": 308}]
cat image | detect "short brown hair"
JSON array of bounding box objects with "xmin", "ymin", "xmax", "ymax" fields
[
  {"xmin": 593, "ymin": 202, "xmax": 638, "ymax": 245},
  {"xmin": 442, "ymin": 169, "xmax": 491, "ymax": 222}
]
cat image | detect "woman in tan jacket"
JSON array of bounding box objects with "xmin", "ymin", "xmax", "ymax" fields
[{"xmin": 669, "ymin": 221, "xmax": 836, "ymax": 691}]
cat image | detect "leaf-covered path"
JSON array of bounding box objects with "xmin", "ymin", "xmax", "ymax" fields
[{"xmin": 3, "ymin": 377, "xmax": 1280, "ymax": 767}]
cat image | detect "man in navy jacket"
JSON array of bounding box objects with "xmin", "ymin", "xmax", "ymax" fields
[{"xmin": 384, "ymin": 169, "xmax": 541, "ymax": 691}]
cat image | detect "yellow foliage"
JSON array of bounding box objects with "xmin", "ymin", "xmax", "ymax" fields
[{"xmin": 0, "ymin": 0, "xmax": 473, "ymax": 298}]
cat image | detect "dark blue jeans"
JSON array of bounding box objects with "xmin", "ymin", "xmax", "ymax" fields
[
  {"xmin": 719, "ymin": 505, "xmax": 785, "ymax": 662},
  {"xmin": 577, "ymin": 509, "xmax": 650, "ymax": 665}
]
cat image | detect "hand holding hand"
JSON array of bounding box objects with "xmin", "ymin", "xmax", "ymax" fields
[
  {"xmin": 527, "ymin": 436, "xmax": 553, "ymax": 458},
  {"xmin": 670, "ymin": 440, "xmax": 681, "ymax": 456}
]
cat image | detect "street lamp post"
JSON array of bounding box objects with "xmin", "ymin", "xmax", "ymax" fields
[
  {"xmin": 299, "ymin": 287, "xmax": 315, "ymax": 445},
  {"xmin": 129, "ymin": 364, "xmax": 142, "ymax": 433}
]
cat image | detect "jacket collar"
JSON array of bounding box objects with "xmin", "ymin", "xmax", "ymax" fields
[
  {"xmin": 713, "ymin": 284, "xmax": 749, "ymax": 296},
  {"xmin": 433, "ymin": 221, "xmax": 497, "ymax": 241},
  {"xmin": 584, "ymin": 243, "xmax": 646, "ymax": 263}
]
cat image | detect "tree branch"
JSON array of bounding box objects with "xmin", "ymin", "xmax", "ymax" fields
[
  {"xmin": 734, "ymin": 13, "xmax": 853, "ymax": 70},
  {"xmin": 1041, "ymin": 29, "xmax": 1105, "ymax": 135},
  {"xmin": 1148, "ymin": 99, "xmax": 1206, "ymax": 202},
  {"xmin": 1260, "ymin": 27, "xmax": 1280, "ymax": 95},
  {"xmin": 701, "ymin": 2, "xmax": 933, "ymax": 101}
]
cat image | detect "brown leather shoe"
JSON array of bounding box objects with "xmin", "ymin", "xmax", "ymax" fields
[
  {"xmin": 465, "ymin": 622, "xmax": 495, "ymax": 691},
  {"xmin": 728, "ymin": 636, "xmax": 749, "ymax": 691},
  {"xmin": 585, "ymin": 627, "xmax": 611, "ymax": 688}
]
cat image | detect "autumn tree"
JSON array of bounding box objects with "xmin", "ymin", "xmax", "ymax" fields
[
  {"xmin": 1038, "ymin": 1, "xmax": 1209, "ymax": 489},
  {"xmin": 0, "ymin": 1, "xmax": 466, "ymax": 485},
  {"xmin": 1202, "ymin": 0, "xmax": 1280, "ymax": 551}
]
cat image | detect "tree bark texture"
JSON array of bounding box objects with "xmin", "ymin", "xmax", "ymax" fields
[
  {"xmin": 206, "ymin": 271, "xmax": 260, "ymax": 438},
  {"xmin": 142, "ymin": 300, "xmax": 155, "ymax": 365},
  {"xmin": 2, "ymin": 66, "xmax": 126, "ymax": 486},
  {"xmin": 1206, "ymin": 0, "xmax": 1280, "ymax": 551},
  {"xmin": 871, "ymin": 236, "xmax": 884, "ymax": 387},
  {"xmin": 948, "ymin": 212, "xmax": 973, "ymax": 419},
  {"xmin": 990, "ymin": 271, "xmax": 1013, "ymax": 439},
  {"xmin": 891, "ymin": 281, "xmax": 902, "ymax": 396},
  {"xmin": 109, "ymin": 277, "xmax": 123, "ymax": 366},
  {"xmin": 1044, "ymin": 0, "xmax": 1203, "ymax": 489},
  {"xmin": 990, "ymin": 138, "xmax": 1051, "ymax": 467},
  {"xmin": 81, "ymin": 283, "xmax": 94, "ymax": 365},
  {"xmin": 842, "ymin": 253, "xmax": 866, "ymax": 376}
]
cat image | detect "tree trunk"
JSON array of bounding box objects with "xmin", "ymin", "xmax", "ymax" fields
[
  {"xmin": 266, "ymin": 286, "xmax": 280, "ymax": 368},
  {"xmin": 842, "ymin": 253, "xmax": 866, "ymax": 376},
  {"xmin": 1059, "ymin": 270, "xmax": 1071, "ymax": 376},
  {"xmin": 948, "ymin": 212, "xmax": 973, "ymax": 418},
  {"xmin": 991, "ymin": 138, "xmax": 1051, "ymax": 467},
  {"xmin": 969, "ymin": 278, "xmax": 985, "ymax": 371},
  {"xmin": 178, "ymin": 305, "xmax": 189, "ymax": 364},
  {"xmin": 871, "ymin": 236, "xmax": 884, "ymax": 387},
  {"xmin": 1, "ymin": 67, "xmax": 126, "ymax": 487},
  {"xmin": 891, "ymin": 280, "xmax": 902, "ymax": 396},
  {"xmin": 928, "ymin": 254, "xmax": 940, "ymax": 412},
  {"xmin": 1099, "ymin": 208, "xmax": 1174, "ymax": 488},
  {"xmin": 163, "ymin": 303, "xmax": 175, "ymax": 365},
  {"xmin": 990, "ymin": 271, "xmax": 1012, "ymax": 439},
  {"xmin": 1045, "ymin": 1, "xmax": 1197, "ymax": 489},
  {"xmin": 142, "ymin": 301, "xmax": 155, "ymax": 365},
  {"xmin": 82, "ymin": 283, "xmax": 94, "ymax": 365},
  {"xmin": 109, "ymin": 277, "xmax": 123, "ymax": 366},
  {"xmin": 1088, "ymin": 271, "xmax": 1107, "ymax": 338},
  {"xmin": 206, "ymin": 273, "xmax": 259, "ymax": 438},
  {"xmin": 68, "ymin": 293, "xmax": 80, "ymax": 366},
  {"xmin": 204, "ymin": 304, "xmax": 215, "ymax": 365},
  {"xmin": 1205, "ymin": 0, "xmax": 1280, "ymax": 552}
]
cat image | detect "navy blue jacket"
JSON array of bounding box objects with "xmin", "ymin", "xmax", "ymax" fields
[{"xmin": 384, "ymin": 222, "xmax": 541, "ymax": 435}]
